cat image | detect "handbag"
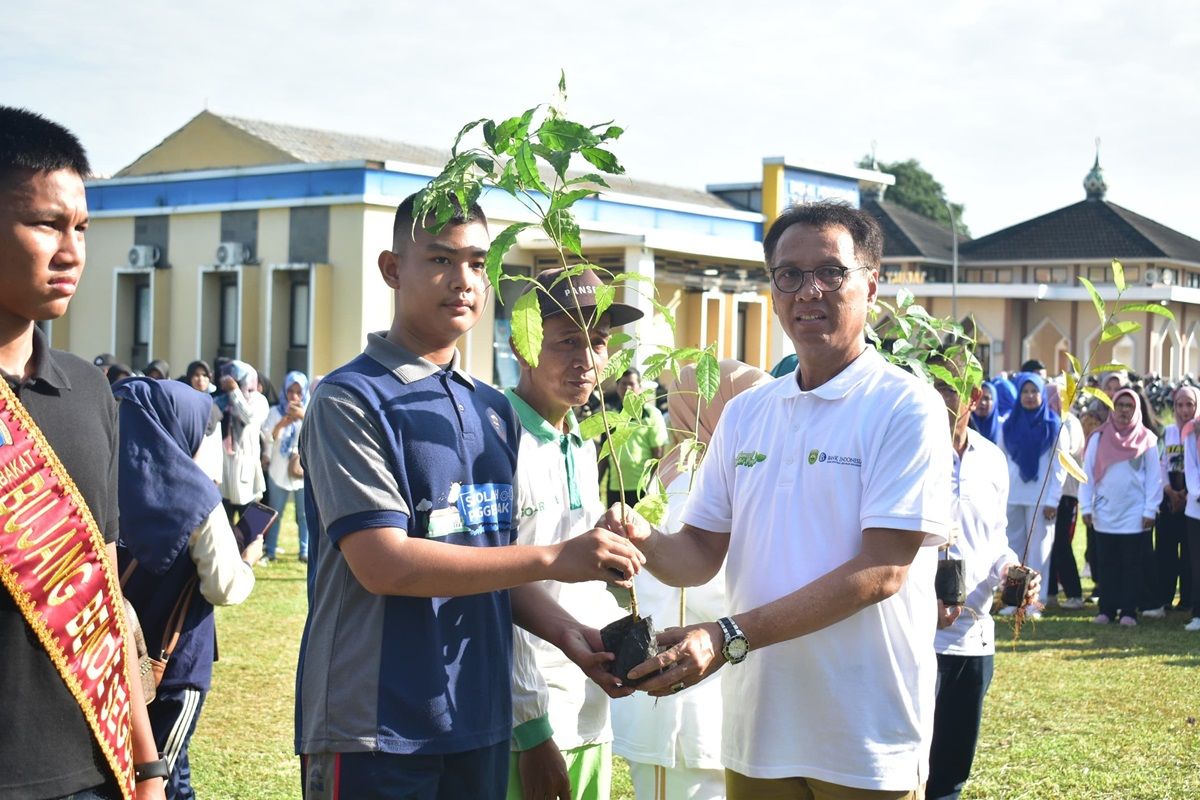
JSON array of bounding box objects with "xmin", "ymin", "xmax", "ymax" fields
[
  {"xmin": 121, "ymin": 559, "xmax": 197, "ymax": 702},
  {"xmin": 288, "ymin": 450, "xmax": 304, "ymax": 479},
  {"xmin": 122, "ymin": 598, "xmax": 156, "ymax": 705}
]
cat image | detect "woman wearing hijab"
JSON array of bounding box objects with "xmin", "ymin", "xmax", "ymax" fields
[
  {"xmin": 1154, "ymin": 386, "xmax": 1198, "ymax": 618},
  {"xmin": 1079, "ymin": 388, "xmax": 1162, "ymax": 626},
  {"xmin": 261, "ymin": 371, "xmax": 310, "ymax": 562},
  {"xmin": 611, "ymin": 359, "xmax": 770, "ymax": 800},
  {"xmin": 998, "ymin": 373, "xmax": 1066, "ymax": 617},
  {"xmin": 218, "ymin": 360, "xmax": 269, "ymax": 522},
  {"xmin": 969, "ymin": 382, "xmax": 1001, "ymax": 443},
  {"xmin": 991, "ymin": 376, "xmax": 1018, "ymax": 419},
  {"xmin": 1045, "ymin": 383, "xmax": 1086, "ymax": 609},
  {"xmin": 114, "ymin": 378, "xmax": 260, "ymax": 798}
]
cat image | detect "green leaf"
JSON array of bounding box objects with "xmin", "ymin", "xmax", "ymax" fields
[
  {"xmin": 485, "ymin": 223, "xmax": 533, "ymax": 296},
  {"xmin": 1112, "ymin": 259, "xmax": 1126, "ymax": 293},
  {"xmin": 580, "ymin": 146, "xmax": 624, "ymax": 174},
  {"xmin": 1077, "ymin": 276, "xmax": 1107, "ymax": 326},
  {"xmin": 543, "ymin": 208, "xmax": 582, "ymax": 256},
  {"xmin": 472, "ymin": 155, "xmax": 494, "ymax": 175},
  {"xmin": 601, "ymin": 346, "xmax": 636, "ymax": 383},
  {"xmin": 650, "ymin": 296, "xmax": 676, "ymax": 328},
  {"xmin": 633, "ymin": 490, "xmax": 667, "ymax": 527},
  {"xmin": 511, "ymin": 289, "xmax": 544, "ymax": 368},
  {"xmin": 496, "ymin": 159, "xmax": 519, "ymax": 195},
  {"xmin": 599, "ymin": 125, "xmax": 624, "ymax": 141},
  {"xmin": 538, "ymin": 118, "xmax": 599, "ymax": 152},
  {"xmin": 482, "ymin": 119, "xmax": 497, "ymax": 150},
  {"xmin": 1058, "ymin": 450, "xmax": 1088, "ymax": 484},
  {"xmin": 623, "ymin": 387, "xmax": 653, "ymax": 418},
  {"xmin": 593, "ymin": 283, "xmax": 615, "ymax": 321},
  {"xmin": 452, "ymin": 118, "xmax": 488, "ymax": 156},
  {"xmin": 607, "ymin": 331, "xmax": 633, "ymax": 351},
  {"xmin": 549, "ymin": 188, "xmax": 598, "ymax": 213},
  {"xmin": 515, "ymin": 141, "xmax": 550, "ymax": 194},
  {"xmin": 1083, "ymin": 385, "xmax": 1114, "ymax": 410},
  {"xmin": 926, "ymin": 363, "xmax": 955, "ymax": 387},
  {"xmin": 1100, "ymin": 320, "xmax": 1140, "ymax": 343},
  {"xmin": 1088, "ymin": 362, "xmax": 1131, "ymax": 375},
  {"xmin": 695, "ymin": 352, "xmax": 721, "ymax": 403},
  {"xmin": 492, "ymin": 107, "xmax": 538, "ymax": 154},
  {"xmin": 1066, "ymin": 352, "xmax": 1082, "ymax": 379},
  {"xmin": 578, "ymin": 412, "xmax": 608, "ymax": 441},
  {"xmin": 565, "ymin": 172, "xmax": 611, "ymax": 189},
  {"xmin": 1117, "ymin": 302, "xmax": 1175, "ymax": 320},
  {"xmin": 636, "ymin": 458, "xmax": 660, "ymax": 494},
  {"xmin": 641, "ymin": 352, "xmax": 669, "ymax": 382},
  {"xmin": 896, "ymin": 288, "xmax": 914, "ymax": 308}
]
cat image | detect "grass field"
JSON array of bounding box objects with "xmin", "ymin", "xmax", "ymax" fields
[{"xmin": 191, "ymin": 514, "xmax": 1200, "ymax": 799}]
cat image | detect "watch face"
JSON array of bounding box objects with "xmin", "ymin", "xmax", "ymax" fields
[{"xmin": 725, "ymin": 636, "xmax": 749, "ymax": 662}]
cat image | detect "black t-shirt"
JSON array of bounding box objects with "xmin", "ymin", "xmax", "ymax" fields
[{"xmin": 0, "ymin": 329, "xmax": 121, "ymax": 799}]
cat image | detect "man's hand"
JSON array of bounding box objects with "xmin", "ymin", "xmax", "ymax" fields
[
  {"xmin": 1141, "ymin": 516, "xmax": 1156, "ymax": 531},
  {"xmin": 597, "ymin": 503, "xmax": 653, "ymax": 547},
  {"xmin": 548, "ymin": 529, "xmax": 645, "ymax": 588},
  {"xmin": 557, "ymin": 625, "xmax": 634, "ymax": 699},
  {"xmin": 1042, "ymin": 505, "xmax": 1057, "ymax": 520},
  {"xmin": 1082, "ymin": 513, "xmax": 1093, "ymax": 529},
  {"xmin": 219, "ymin": 375, "xmax": 238, "ymax": 393},
  {"xmin": 1003, "ymin": 561, "xmax": 1041, "ymax": 607},
  {"xmin": 1167, "ymin": 487, "xmax": 1187, "ymax": 513},
  {"xmin": 517, "ymin": 739, "xmax": 570, "ymax": 800},
  {"xmin": 135, "ymin": 778, "xmax": 167, "ymax": 800},
  {"xmin": 937, "ymin": 599, "xmax": 962, "ymax": 629},
  {"xmin": 626, "ymin": 622, "xmax": 726, "ymax": 697}
]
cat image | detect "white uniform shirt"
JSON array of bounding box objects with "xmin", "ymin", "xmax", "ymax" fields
[
  {"xmin": 996, "ymin": 424, "xmax": 1067, "ymax": 508},
  {"xmin": 935, "ymin": 429, "xmax": 1017, "ymax": 656},
  {"xmin": 1079, "ymin": 431, "xmax": 1162, "ymax": 534},
  {"xmin": 221, "ymin": 390, "xmax": 269, "ymax": 504},
  {"xmin": 611, "ymin": 472, "xmax": 725, "ymax": 771},
  {"xmin": 1183, "ymin": 433, "xmax": 1200, "ymax": 521},
  {"xmin": 262, "ymin": 406, "xmax": 305, "ymax": 492},
  {"xmin": 681, "ymin": 346, "xmax": 952, "ymax": 790},
  {"xmin": 506, "ymin": 391, "xmax": 621, "ymax": 752}
]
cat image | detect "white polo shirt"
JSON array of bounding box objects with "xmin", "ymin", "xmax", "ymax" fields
[
  {"xmin": 505, "ymin": 390, "xmax": 621, "ymax": 752},
  {"xmin": 1079, "ymin": 430, "xmax": 1162, "ymax": 534},
  {"xmin": 681, "ymin": 345, "xmax": 952, "ymax": 791}
]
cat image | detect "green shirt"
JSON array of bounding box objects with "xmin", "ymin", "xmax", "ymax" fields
[{"xmin": 607, "ymin": 405, "xmax": 669, "ymax": 491}]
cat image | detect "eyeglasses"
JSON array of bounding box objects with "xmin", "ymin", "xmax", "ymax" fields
[{"xmin": 769, "ymin": 265, "xmax": 867, "ymax": 294}]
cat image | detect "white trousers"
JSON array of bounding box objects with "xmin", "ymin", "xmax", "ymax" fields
[
  {"xmin": 627, "ymin": 761, "xmax": 726, "ymax": 800},
  {"xmin": 1006, "ymin": 503, "xmax": 1055, "ymax": 603}
]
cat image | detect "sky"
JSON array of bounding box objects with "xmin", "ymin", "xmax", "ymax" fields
[{"xmin": 4, "ymin": 1, "xmax": 1198, "ymax": 239}]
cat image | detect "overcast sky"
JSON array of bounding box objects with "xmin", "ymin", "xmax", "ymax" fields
[{"xmin": 4, "ymin": 1, "xmax": 1197, "ymax": 239}]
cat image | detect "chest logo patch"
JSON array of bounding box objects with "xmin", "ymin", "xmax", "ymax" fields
[
  {"xmin": 735, "ymin": 451, "xmax": 767, "ymax": 468},
  {"xmin": 808, "ymin": 449, "xmax": 862, "ymax": 467}
]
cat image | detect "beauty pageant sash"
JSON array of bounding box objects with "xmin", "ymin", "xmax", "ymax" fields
[{"xmin": 0, "ymin": 379, "xmax": 134, "ymax": 799}]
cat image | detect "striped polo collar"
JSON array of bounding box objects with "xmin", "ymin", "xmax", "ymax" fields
[{"xmin": 364, "ymin": 331, "xmax": 475, "ymax": 387}]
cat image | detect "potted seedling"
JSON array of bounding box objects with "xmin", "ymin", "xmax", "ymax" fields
[{"xmin": 413, "ymin": 74, "xmax": 722, "ymax": 682}]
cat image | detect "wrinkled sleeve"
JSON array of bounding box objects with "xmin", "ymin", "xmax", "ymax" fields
[{"xmin": 188, "ymin": 505, "xmax": 255, "ymax": 605}]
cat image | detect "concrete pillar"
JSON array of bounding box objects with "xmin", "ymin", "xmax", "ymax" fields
[{"xmin": 623, "ymin": 244, "xmax": 657, "ymax": 369}]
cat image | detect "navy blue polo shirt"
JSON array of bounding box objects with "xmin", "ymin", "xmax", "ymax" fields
[{"xmin": 295, "ymin": 333, "xmax": 520, "ymax": 756}]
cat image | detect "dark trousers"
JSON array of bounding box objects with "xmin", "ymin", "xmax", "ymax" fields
[
  {"xmin": 928, "ymin": 653, "xmax": 994, "ymax": 800},
  {"xmin": 1155, "ymin": 509, "xmax": 1191, "ymax": 608},
  {"xmin": 606, "ymin": 488, "xmax": 639, "ymax": 510},
  {"xmin": 1188, "ymin": 517, "xmax": 1200, "ymax": 616},
  {"xmin": 301, "ymin": 741, "xmax": 509, "ymax": 800},
  {"xmin": 148, "ymin": 687, "xmax": 207, "ymax": 800},
  {"xmin": 1097, "ymin": 531, "xmax": 1149, "ymax": 620},
  {"xmin": 1049, "ymin": 496, "xmax": 1082, "ymax": 598},
  {"xmin": 1085, "ymin": 523, "xmax": 1101, "ymax": 598}
]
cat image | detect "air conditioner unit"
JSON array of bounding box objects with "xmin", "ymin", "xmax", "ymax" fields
[
  {"xmin": 127, "ymin": 244, "xmax": 160, "ymax": 268},
  {"xmin": 216, "ymin": 241, "xmax": 249, "ymax": 267}
]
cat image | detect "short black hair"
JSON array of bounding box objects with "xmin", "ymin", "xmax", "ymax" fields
[
  {"xmin": 392, "ymin": 191, "xmax": 487, "ymax": 249},
  {"xmin": 619, "ymin": 368, "xmax": 641, "ymax": 382},
  {"xmin": 1020, "ymin": 358, "xmax": 1046, "ymax": 372},
  {"xmin": 0, "ymin": 107, "xmax": 90, "ymax": 187},
  {"xmin": 762, "ymin": 201, "xmax": 884, "ymax": 270}
]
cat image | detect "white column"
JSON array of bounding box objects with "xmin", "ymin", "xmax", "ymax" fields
[{"xmin": 623, "ymin": 244, "xmax": 656, "ymax": 369}]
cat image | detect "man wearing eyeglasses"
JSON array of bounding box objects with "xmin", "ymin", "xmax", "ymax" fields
[{"xmin": 603, "ymin": 202, "xmax": 953, "ymax": 799}]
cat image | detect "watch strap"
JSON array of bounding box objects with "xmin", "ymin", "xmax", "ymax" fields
[{"xmin": 134, "ymin": 757, "xmax": 170, "ymax": 782}]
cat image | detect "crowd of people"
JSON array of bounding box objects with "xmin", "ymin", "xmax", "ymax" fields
[{"xmin": 1, "ymin": 104, "xmax": 1189, "ymax": 800}]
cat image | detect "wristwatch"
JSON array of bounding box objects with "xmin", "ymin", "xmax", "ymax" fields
[
  {"xmin": 717, "ymin": 616, "xmax": 749, "ymax": 664},
  {"xmin": 134, "ymin": 756, "xmax": 170, "ymax": 782}
]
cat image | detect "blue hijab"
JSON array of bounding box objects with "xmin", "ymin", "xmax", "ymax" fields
[
  {"xmin": 970, "ymin": 382, "xmax": 1001, "ymax": 443},
  {"xmin": 276, "ymin": 371, "xmax": 309, "ymax": 455},
  {"xmin": 991, "ymin": 376, "xmax": 1018, "ymax": 418},
  {"xmin": 114, "ymin": 378, "xmax": 223, "ymax": 575},
  {"xmin": 1001, "ymin": 373, "xmax": 1061, "ymax": 483}
]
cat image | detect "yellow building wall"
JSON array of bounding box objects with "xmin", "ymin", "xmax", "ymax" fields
[
  {"xmin": 118, "ymin": 112, "xmax": 296, "ymax": 176},
  {"xmin": 322, "ymin": 204, "xmax": 376, "ymax": 373},
  {"xmin": 165, "ymin": 212, "xmax": 221, "ymax": 371},
  {"xmin": 68, "ymin": 217, "xmax": 132, "ymax": 358}
]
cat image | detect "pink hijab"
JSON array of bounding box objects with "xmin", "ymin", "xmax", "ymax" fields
[
  {"xmin": 657, "ymin": 359, "xmax": 770, "ymax": 488},
  {"xmin": 1174, "ymin": 386, "xmax": 1200, "ymax": 438},
  {"xmin": 1090, "ymin": 388, "xmax": 1156, "ymax": 484}
]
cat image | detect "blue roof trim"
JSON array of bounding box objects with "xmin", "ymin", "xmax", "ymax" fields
[{"xmin": 87, "ymin": 167, "xmax": 762, "ymax": 241}]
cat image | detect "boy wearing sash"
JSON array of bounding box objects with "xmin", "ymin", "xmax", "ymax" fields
[{"xmin": 0, "ymin": 107, "xmax": 165, "ymax": 800}]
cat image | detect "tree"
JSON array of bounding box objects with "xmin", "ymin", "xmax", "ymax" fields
[{"xmin": 857, "ymin": 156, "xmax": 970, "ymax": 237}]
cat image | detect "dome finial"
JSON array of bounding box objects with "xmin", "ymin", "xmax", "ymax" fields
[{"xmin": 1084, "ymin": 137, "xmax": 1107, "ymax": 200}]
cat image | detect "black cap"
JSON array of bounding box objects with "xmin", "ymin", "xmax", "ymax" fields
[{"xmin": 526, "ymin": 268, "xmax": 643, "ymax": 328}]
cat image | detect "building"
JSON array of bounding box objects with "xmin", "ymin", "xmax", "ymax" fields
[{"xmin": 68, "ymin": 111, "xmax": 892, "ymax": 384}]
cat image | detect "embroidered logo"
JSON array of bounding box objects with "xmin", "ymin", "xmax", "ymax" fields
[
  {"xmin": 807, "ymin": 450, "xmax": 862, "ymax": 467},
  {"xmin": 735, "ymin": 451, "xmax": 767, "ymax": 468}
]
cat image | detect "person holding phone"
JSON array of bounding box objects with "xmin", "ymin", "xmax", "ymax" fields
[
  {"xmin": 114, "ymin": 377, "xmax": 261, "ymax": 799},
  {"xmin": 262, "ymin": 370, "xmax": 310, "ymax": 562}
]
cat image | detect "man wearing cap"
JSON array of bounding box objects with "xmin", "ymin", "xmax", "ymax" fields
[
  {"xmin": 506, "ymin": 268, "xmax": 642, "ymax": 800},
  {"xmin": 296, "ymin": 193, "xmax": 644, "ymax": 799}
]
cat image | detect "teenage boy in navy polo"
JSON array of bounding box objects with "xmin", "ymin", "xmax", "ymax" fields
[
  {"xmin": 506, "ymin": 268, "xmax": 644, "ymax": 800},
  {"xmin": 296, "ymin": 194, "xmax": 644, "ymax": 800}
]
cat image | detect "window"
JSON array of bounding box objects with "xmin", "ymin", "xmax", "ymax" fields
[
  {"xmin": 1087, "ymin": 265, "xmax": 1109, "ymax": 283},
  {"xmin": 219, "ymin": 278, "xmax": 239, "ymax": 348},
  {"xmin": 1162, "ymin": 268, "xmax": 1178, "ymax": 286},
  {"xmin": 134, "ymin": 282, "xmax": 151, "ymax": 347},
  {"xmin": 982, "ymin": 269, "xmax": 996, "ymax": 283},
  {"xmin": 996, "ymin": 268, "xmax": 1013, "ymax": 284},
  {"xmin": 1124, "ymin": 266, "xmax": 1141, "ymax": 283},
  {"xmin": 290, "ymin": 280, "xmax": 310, "ymax": 348},
  {"xmin": 1034, "ymin": 267, "xmax": 1068, "ymax": 283}
]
